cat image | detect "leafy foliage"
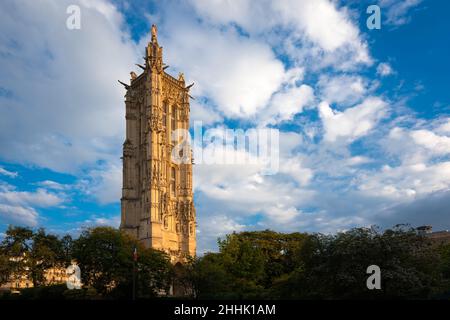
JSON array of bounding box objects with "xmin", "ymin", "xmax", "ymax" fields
[
  {"xmin": 71, "ymin": 227, "xmax": 172, "ymax": 298},
  {"xmin": 1, "ymin": 225, "xmax": 449, "ymax": 299},
  {"xmin": 184, "ymin": 227, "xmax": 450, "ymax": 299},
  {"xmin": 0, "ymin": 226, "xmax": 172, "ymax": 299}
]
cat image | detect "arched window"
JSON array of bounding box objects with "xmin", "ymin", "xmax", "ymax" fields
[
  {"xmin": 171, "ymin": 167, "xmax": 176, "ymax": 195},
  {"xmin": 171, "ymin": 105, "xmax": 176, "ymax": 130},
  {"xmin": 162, "ymin": 101, "xmax": 168, "ymax": 127}
]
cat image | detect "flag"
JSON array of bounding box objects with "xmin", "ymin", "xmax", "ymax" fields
[{"xmin": 133, "ymin": 246, "xmax": 138, "ymax": 262}]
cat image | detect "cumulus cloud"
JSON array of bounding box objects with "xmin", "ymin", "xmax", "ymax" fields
[
  {"xmin": 161, "ymin": 23, "xmax": 285, "ymax": 118},
  {"xmin": 1, "ymin": 0, "xmax": 444, "ymax": 253},
  {"xmin": 0, "ymin": 0, "xmax": 139, "ymax": 173},
  {"xmin": 0, "ymin": 187, "xmax": 64, "ymax": 208},
  {"xmin": 190, "ymin": 100, "xmax": 223, "ymax": 126},
  {"xmin": 410, "ymin": 130, "xmax": 450, "ymax": 156},
  {"xmin": 190, "ymin": 0, "xmax": 370, "ymax": 63},
  {"xmin": 197, "ymin": 214, "xmax": 245, "ymax": 253},
  {"xmin": 319, "ymin": 97, "xmax": 388, "ymax": 143},
  {"xmin": 436, "ymin": 118, "xmax": 450, "ymax": 134},
  {"xmin": 77, "ymin": 163, "xmax": 122, "ymax": 204},
  {"xmin": 0, "ymin": 204, "xmax": 39, "ymax": 227},
  {"xmin": 383, "ymin": 124, "xmax": 450, "ymax": 165},
  {"xmin": 0, "ymin": 182, "xmax": 65, "ymax": 226},
  {"xmin": 318, "ymin": 74, "xmax": 367, "ymax": 106},
  {"xmin": 261, "ymin": 84, "xmax": 314, "ymax": 125},
  {"xmin": 83, "ymin": 215, "xmax": 121, "ymax": 228},
  {"xmin": 193, "ymin": 128, "xmax": 316, "ymax": 251}
]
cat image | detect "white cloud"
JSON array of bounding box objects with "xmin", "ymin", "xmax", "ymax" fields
[
  {"xmin": 380, "ymin": 0, "xmax": 423, "ymax": 26},
  {"xmin": 436, "ymin": 118, "xmax": 450, "ymax": 134},
  {"xmin": 410, "ymin": 130, "xmax": 450, "ymax": 155},
  {"xmin": 319, "ymin": 97, "xmax": 388, "ymax": 143},
  {"xmin": 193, "ymin": 128, "xmax": 317, "ymax": 251},
  {"xmin": 349, "ymin": 120, "xmax": 450, "ymax": 203},
  {"xmin": 279, "ymin": 157, "xmax": 313, "ymax": 187},
  {"xmin": 273, "ymin": 0, "xmax": 365, "ymax": 54},
  {"xmin": 0, "ymin": 183, "xmax": 65, "ymax": 226},
  {"xmin": 0, "ymin": 167, "xmax": 18, "ymax": 178},
  {"xmin": 85, "ymin": 215, "xmax": 121, "ymax": 228},
  {"xmin": 383, "ymin": 125, "xmax": 450, "ymax": 164},
  {"xmin": 0, "ymin": 0, "xmax": 139, "ymax": 173},
  {"xmin": 190, "ymin": 0, "xmax": 370, "ymax": 61},
  {"xmin": 0, "ymin": 204, "xmax": 39, "ymax": 227},
  {"xmin": 190, "ymin": 100, "xmax": 223, "ymax": 126},
  {"xmin": 264, "ymin": 206, "xmax": 302, "ymax": 224},
  {"xmin": 376, "ymin": 62, "xmax": 394, "ymax": 77},
  {"xmin": 318, "ymin": 74, "xmax": 367, "ymax": 106},
  {"xmin": 197, "ymin": 214, "xmax": 245, "ymax": 253},
  {"xmin": 356, "ymin": 162, "xmax": 450, "ymax": 199},
  {"xmin": 0, "ymin": 187, "xmax": 64, "ymax": 208},
  {"xmin": 160, "ymin": 23, "xmax": 285, "ymax": 118},
  {"xmin": 1, "ymin": 0, "xmax": 447, "ymax": 251},
  {"xmin": 261, "ymin": 84, "xmax": 314, "ymax": 125},
  {"xmin": 159, "ymin": 0, "xmax": 372, "ymax": 124},
  {"xmin": 77, "ymin": 163, "xmax": 122, "ymax": 204},
  {"xmin": 36, "ymin": 180, "xmax": 71, "ymax": 191}
]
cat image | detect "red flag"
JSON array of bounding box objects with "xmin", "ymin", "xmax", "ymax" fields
[{"xmin": 133, "ymin": 247, "xmax": 138, "ymax": 262}]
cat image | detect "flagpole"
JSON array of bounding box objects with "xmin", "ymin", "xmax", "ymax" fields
[{"xmin": 133, "ymin": 246, "xmax": 137, "ymax": 301}]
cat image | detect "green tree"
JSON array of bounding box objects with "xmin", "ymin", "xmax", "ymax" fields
[
  {"xmin": 0, "ymin": 226, "xmax": 33, "ymax": 286},
  {"xmin": 437, "ymin": 243, "xmax": 450, "ymax": 296},
  {"xmin": 188, "ymin": 230, "xmax": 309, "ymax": 299},
  {"xmin": 29, "ymin": 228, "xmax": 65, "ymax": 286},
  {"xmin": 60, "ymin": 234, "xmax": 73, "ymax": 264},
  {"xmin": 72, "ymin": 227, "xmax": 172, "ymax": 298},
  {"xmin": 187, "ymin": 253, "xmax": 234, "ymax": 299},
  {"xmin": 0, "ymin": 253, "xmax": 10, "ymax": 286},
  {"xmin": 273, "ymin": 225, "xmax": 444, "ymax": 299}
]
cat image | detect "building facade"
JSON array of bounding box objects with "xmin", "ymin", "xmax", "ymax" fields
[
  {"xmin": 417, "ymin": 225, "xmax": 450, "ymax": 244},
  {"xmin": 0, "ymin": 257, "xmax": 67, "ymax": 293},
  {"xmin": 120, "ymin": 25, "xmax": 196, "ymax": 262}
]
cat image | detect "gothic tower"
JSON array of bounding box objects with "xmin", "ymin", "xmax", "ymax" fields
[{"xmin": 120, "ymin": 25, "xmax": 196, "ymax": 262}]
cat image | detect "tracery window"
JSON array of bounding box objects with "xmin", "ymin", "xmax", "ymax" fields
[
  {"xmin": 171, "ymin": 167, "xmax": 176, "ymax": 195},
  {"xmin": 162, "ymin": 101, "xmax": 168, "ymax": 126},
  {"xmin": 171, "ymin": 105, "xmax": 176, "ymax": 130}
]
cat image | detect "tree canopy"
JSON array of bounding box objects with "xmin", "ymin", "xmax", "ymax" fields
[
  {"xmin": 1, "ymin": 225, "xmax": 449, "ymax": 300},
  {"xmin": 181, "ymin": 227, "xmax": 450, "ymax": 299}
]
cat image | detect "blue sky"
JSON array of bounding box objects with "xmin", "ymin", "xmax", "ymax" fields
[{"xmin": 0, "ymin": 0, "xmax": 449, "ymax": 253}]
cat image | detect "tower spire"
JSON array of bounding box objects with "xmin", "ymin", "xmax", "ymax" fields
[
  {"xmin": 151, "ymin": 24, "xmax": 158, "ymax": 43},
  {"xmin": 146, "ymin": 24, "xmax": 163, "ymax": 71}
]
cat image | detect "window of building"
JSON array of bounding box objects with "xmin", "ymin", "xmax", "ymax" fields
[
  {"xmin": 171, "ymin": 167, "xmax": 176, "ymax": 195},
  {"xmin": 162, "ymin": 101, "xmax": 168, "ymax": 126},
  {"xmin": 171, "ymin": 105, "xmax": 176, "ymax": 130}
]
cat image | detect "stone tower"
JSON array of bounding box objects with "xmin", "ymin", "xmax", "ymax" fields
[{"xmin": 120, "ymin": 25, "xmax": 196, "ymax": 262}]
